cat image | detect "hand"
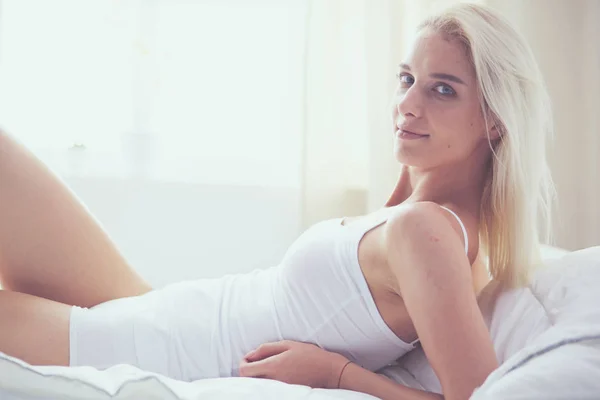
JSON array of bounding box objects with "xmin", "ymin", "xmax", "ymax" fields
[{"xmin": 239, "ymin": 340, "xmax": 350, "ymax": 389}]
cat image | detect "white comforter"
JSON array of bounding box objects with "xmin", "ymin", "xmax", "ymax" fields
[{"xmin": 2, "ymin": 246, "xmax": 600, "ymax": 399}]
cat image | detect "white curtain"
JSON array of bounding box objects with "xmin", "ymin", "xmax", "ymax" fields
[
  {"xmin": 0, "ymin": 0, "xmax": 598, "ymax": 251},
  {"xmin": 300, "ymin": 0, "xmax": 370, "ymax": 227},
  {"xmin": 0, "ymin": 0, "xmax": 306, "ymax": 187}
]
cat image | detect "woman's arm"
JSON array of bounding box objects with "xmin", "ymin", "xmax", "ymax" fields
[
  {"xmin": 239, "ymin": 340, "xmax": 445, "ymax": 399},
  {"xmin": 384, "ymin": 202, "xmax": 498, "ymax": 400}
]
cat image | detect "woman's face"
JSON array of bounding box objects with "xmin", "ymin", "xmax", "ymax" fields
[{"xmin": 392, "ymin": 30, "xmax": 493, "ymax": 169}]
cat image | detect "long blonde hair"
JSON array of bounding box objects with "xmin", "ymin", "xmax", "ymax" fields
[{"xmin": 419, "ymin": 3, "xmax": 556, "ymax": 288}]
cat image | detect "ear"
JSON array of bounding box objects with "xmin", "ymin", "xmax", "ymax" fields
[
  {"xmin": 485, "ymin": 112, "xmax": 502, "ymax": 141},
  {"xmin": 488, "ymin": 123, "xmax": 501, "ymax": 141}
]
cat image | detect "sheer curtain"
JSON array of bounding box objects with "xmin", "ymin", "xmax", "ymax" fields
[{"xmin": 0, "ymin": 0, "xmax": 306, "ymax": 187}]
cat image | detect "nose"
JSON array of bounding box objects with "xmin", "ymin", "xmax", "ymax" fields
[{"xmin": 393, "ymin": 85, "xmax": 423, "ymax": 121}]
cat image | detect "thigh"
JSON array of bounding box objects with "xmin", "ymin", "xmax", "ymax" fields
[
  {"xmin": 0, "ymin": 290, "xmax": 71, "ymax": 366},
  {"xmin": 0, "ymin": 130, "xmax": 151, "ymax": 307}
]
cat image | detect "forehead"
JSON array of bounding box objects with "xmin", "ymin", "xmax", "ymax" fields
[{"xmin": 402, "ymin": 30, "xmax": 475, "ymax": 83}]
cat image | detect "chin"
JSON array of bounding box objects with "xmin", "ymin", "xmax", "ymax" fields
[{"xmin": 393, "ymin": 146, "xmax": 429, "ymax": 168}]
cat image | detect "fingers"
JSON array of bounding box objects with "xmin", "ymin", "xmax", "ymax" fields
[
  {"xmin": 244, "ymin": 340, "xmax": 290, "ymax": 362},
  {"xmin": 239, "ymin": 353, "xmax": 283, "ymax": 378}
]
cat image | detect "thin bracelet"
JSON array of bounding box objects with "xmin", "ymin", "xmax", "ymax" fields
[{"xmin": 337, "ymin": 360, "xmax": 353, "ymax": 389}]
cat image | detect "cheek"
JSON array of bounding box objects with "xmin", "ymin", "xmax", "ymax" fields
[
  {"xmin": 429, "ymin": 106, "xmax": 464, "ymax": 141},
  {"xmin": 431, "ymin": 105, "xmax": 482, "ymax": 147}
]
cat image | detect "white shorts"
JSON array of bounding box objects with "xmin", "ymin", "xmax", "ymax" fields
[{"xmin": 69, "ymin": 280, "xmax": 223, "ymax": 381}]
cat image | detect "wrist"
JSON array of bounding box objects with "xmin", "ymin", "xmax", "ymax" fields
[
  {"xmin": 327, "ymin": 354, "xmax": 352, "ymax": 389},
  {"xmin": 336, "ymin": 360, "xmax": 353, "ymax": 389}
]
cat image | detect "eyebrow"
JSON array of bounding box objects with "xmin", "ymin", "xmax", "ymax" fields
[{"xmin": 399, "ymin": 63, "xmax": 467, "ymax": 85}]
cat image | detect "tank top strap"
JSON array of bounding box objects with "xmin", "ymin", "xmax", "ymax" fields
[
  {"xmin": 340, "ymin": 212, "xmax": 389, "ymax": 237},
  {"xmin": 439, "ymin": 206, "xmax": 469, "ymax": 254},
  {"xmin": 342, "ymin": 206, "xmax": 468, "ymax": 255}
]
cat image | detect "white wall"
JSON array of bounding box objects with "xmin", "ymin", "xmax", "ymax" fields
[{"xmin": 65, "ymin": 177, "xmax": 302, "ymax": 288}]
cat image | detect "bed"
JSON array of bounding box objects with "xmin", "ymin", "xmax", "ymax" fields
[{"xmin": 2, "ymin": 245, "xmax": 600, "ymax": 399}]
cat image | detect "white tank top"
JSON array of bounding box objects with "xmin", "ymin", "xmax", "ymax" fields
[{"xmin": 215, "ymin": 207, "xmax": 469, "ymax": 377}]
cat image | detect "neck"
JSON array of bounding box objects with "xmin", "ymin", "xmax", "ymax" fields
[{"xmin": 386, "ymin": 150, "xmax": 492, "ymax": 214}]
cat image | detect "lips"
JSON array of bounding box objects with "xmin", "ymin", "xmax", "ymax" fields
[
  {"xmin": 399, "ymin": 129, "xmax": 428, "ymax": 137},
  {"xmin": 396, "ymin": 123, "xmax": 429, "ymax": 136},
  {"xmin": 395, "ymin": 124, "xmax": 430, "ymax": 140}
]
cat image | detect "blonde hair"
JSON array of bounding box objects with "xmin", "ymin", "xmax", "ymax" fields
[{"xmin": 419, "ymin": 3, "xmax": 556, "ymax": 288}]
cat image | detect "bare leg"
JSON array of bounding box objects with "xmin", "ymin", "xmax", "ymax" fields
[
  {"xmin": 0, "ymin": 129, "xmax": 151, "ymax": 308},
  {"xmin": 0, "ymin": 290, "xmax": 71, "ymax": 366}
]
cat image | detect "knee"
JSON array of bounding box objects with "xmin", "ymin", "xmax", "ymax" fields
[
  {"xmin": 0, "ymin": 129, "xmax": 27, "ymax": 169},
  {"xmin": 0, "ymin": 128, "xmax": 8, "ymax": 154},
  {"xmin": 0, "ymin": 128, "xmax": 16, "ymax": 159}
]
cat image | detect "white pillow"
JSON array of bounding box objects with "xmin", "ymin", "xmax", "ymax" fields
[{"xmin": 540, "ymin": 244, "xmax": 570, "ymax": 260}]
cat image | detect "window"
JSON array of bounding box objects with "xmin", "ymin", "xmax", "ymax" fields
[{"xmin": 0, "ymin": 0, "xmax": 307, "ymax": 187}]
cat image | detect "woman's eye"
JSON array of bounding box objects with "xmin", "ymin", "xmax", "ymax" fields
[
  {"xmin": 434, "ymin": 84, "xmax": 456, "ymax": 96},
  {"xmin": 397, "ymin": 73, "xmax": 414, "ymax": 86}
]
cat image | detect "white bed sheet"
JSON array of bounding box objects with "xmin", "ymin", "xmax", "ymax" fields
[{"xmin": 0, "ymin": 356, "xmax": 378, "ymax": 400}]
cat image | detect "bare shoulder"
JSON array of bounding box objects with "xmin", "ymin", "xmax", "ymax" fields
[
  {"xmin": 383, "ymin": 201, "xmax": 471, "ymax": 260},
  {"xmin": 385, "ymin": 201, "xmax": 459, "ymax": 233}
]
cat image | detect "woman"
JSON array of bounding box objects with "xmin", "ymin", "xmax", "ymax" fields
[{"xmin": 0, "ymin": 3, "xmax": 554, "ymax": 400}]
